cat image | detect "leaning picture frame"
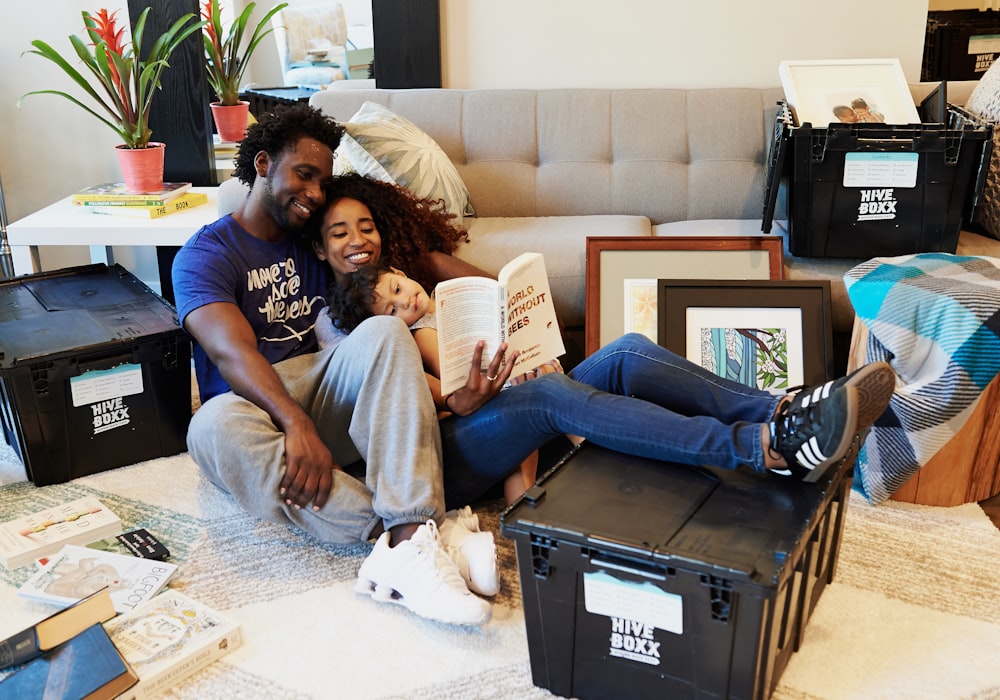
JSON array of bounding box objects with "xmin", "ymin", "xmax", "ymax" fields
[
  {"xmin": 657, "ymin": 279, "xmax": 834, "ymax": 389},
  {"xmin": 585, "ymin": 236, "xmax": 784, "ymax": 356},
  {"xmin": 778, "ymin": 58, "xmax": 920, "ymax": 127}
]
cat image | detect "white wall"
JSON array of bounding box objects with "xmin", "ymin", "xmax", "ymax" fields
[
  {"xmin": 439, "ymin": 0, "xmax": 928, "ymax": 89},
  {"xmin": 1, "ymin": 0, "xmax": 931, "ymax": 288}
]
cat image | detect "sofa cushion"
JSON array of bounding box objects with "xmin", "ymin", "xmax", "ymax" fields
[
  {"xmin": 456, "ymin": 215, "xmax": 652, "ymax": 328},
  {"xmin": 335, "ymin": 101, "xmax": 475, "ymax": 223}
]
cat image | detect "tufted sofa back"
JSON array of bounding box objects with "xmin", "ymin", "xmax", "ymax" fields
[{"xmin": 308, "ymin": 87, "xmax": 789, "ymax": 224}]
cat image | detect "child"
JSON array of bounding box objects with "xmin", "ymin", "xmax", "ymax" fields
[{"xmin": 322, "ymin": 262, "xmax": 546, "ymax": 503}]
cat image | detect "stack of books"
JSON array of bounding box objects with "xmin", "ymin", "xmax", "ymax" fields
[
  {"xmin": 72, "ymin": 182, "xmax": 208, "ymax": 219},
  {"xmin": 0, "ymin": 499, "xmax": 243, "ymax": 699}
]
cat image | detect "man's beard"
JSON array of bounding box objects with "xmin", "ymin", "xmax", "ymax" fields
[{"xmin": 262, "ymin": 176, "xmax": 301, "ymax": 231}]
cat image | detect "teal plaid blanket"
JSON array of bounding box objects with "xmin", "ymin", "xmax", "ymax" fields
[{"xmin": 844, "ymin": 253, "xmax": 1000, "ymax": 504}]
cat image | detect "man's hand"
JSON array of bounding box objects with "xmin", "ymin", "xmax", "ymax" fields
[
  {"xmin": 444, "ymin": 341, "xmax": 517, "ymax": 416},
  {"xmin": 279, "ymin": 419, "xmax": 340, "ymax": 510}
]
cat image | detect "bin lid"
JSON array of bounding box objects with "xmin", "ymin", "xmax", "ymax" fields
[
  {"xmin": 0, "ymin": 264, "xmax": 182, "ymax": 369},
  {"xmin": 501, "ymin": 442, "xmax": 839, "ymax": 584}
]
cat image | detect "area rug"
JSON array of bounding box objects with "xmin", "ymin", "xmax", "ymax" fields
[{"xmin": 2, "ymin": 440, "xmax": 999, "ymax": 700}]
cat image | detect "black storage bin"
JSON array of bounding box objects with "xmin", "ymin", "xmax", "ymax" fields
[
  {"xmin": 763, "ymin": 102, "xmax": 992, "ymax": 258},
  {"xmin": 243, "ymin": 86, "xmax": 319, "ymax": 118},
  {"xmin": 923, "ymin": 10, "xmax": 1000, "ymax": 82},
  {"xmin": 500, "ymin": 442, "xmax": 852, "ymax": 700},
  {"xmin": 0, "ymin": 264, "xmax": 192, "ymax": 486}
]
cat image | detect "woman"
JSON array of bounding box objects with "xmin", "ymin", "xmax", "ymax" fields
[{"xmin": 306, "ymin": 173, "xmax": 895, "ymax": 508}]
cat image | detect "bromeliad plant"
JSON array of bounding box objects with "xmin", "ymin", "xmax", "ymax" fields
[
  {"xmin": 19, "ymin": 8, "xmax": 204, "ymax": 149},
  {"xmin": 202, "ymin": 0, "xmax": 288, "ymax": 106}
]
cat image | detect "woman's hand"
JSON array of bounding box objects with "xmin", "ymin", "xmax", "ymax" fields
[
  {"xmin": 507, "ymin": 357, "xmax": 564, "ymax": 386},
  {"xmin": 445, "ymin": 341, "xmax": 518, "ymax": 416}
]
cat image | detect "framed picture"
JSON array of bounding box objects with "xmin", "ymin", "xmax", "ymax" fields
[
  {"xmin": 585, "ymin": 236, "xmax": 784, "ymax": 356},
  {"xmin": 656, "ymin": 280, "xmax": 834, "ymax": 389},
  {"xmin": 778, "ymin": 58, "xmax": 920, "ymax": 127}
]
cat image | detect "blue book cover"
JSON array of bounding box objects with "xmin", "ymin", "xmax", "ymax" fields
[{"xmin": 0, "ymin": 623, "xmax": 138, "ymax": 700}]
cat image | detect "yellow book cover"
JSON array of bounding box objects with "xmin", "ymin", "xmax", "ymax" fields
[
  {"xmin": 71, "ymin": 182, "xmax": 192, "ymax": 206},
  {"xmin": 85, "ymin": 193, "xmax": 209, "ymax": 220}
]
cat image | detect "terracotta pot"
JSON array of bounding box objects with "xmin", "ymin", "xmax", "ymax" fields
[
  {"xmin": 115, "ymin": 142, "xmax": 166, "ymax": 193},
  {"xmin": 211, "ymin": 101, "xmax": 251, "ymax": 143}
]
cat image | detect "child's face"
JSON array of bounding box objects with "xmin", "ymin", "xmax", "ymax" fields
[{"xmin": 371, "ymin": 270, "xmax": 430, "ymax": 326}]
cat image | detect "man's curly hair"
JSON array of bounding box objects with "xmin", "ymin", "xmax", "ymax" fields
[
  {"xmin": 304, "ymin": 173, "xmax": 470, "ymax": 293},
  {"xmin": 325, "ymin": 263, "xmax": 392, "ymax": 332},
  {"xmin": 233, "ymin": 103, "xmax": 344, "ymax": 186}
]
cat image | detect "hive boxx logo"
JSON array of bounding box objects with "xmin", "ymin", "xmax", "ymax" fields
[{"xmin": 857, "ymin": 188, "xmax": 898, "ymax": 221}]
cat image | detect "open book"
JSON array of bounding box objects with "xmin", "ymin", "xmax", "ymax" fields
[{"xmin": 436, "ymin": 252, "xmax": 565, "ymax": 396}]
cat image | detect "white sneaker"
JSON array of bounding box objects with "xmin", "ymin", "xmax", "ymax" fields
[
  {"xmin": 355, "ymin": 520, "xmax": 492, "ymax": 626},
  {"xmin": 439, "ymin": 507, "xmax": 500, "ymax": 597}
]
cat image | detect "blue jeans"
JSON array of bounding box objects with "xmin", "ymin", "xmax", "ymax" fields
[{"xmin": 441, "ymin": 333, "xmax": 784, "ymax": 507}]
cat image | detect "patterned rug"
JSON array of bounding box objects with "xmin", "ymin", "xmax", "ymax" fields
[{"xmin": 2, "ymin": 441, "xmax": 1000, "ymax": 699}]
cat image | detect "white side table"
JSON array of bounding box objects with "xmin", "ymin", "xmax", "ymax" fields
[{"xmin": 5, "ymin": 186, "xmax": 220, "ymax": 276}]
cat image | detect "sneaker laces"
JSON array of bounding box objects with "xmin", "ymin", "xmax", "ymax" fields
[
  {"xmin": 769, "ymin": 398, "xmax": 823, "ymax": 463},
  {"xmin": 412, "ymin": 520, "xmax": 470, "ymax": 592}
]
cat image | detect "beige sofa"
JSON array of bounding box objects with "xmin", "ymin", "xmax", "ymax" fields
[{"xmin": 219, "ymin": 83, "xmax": 1000, "ymax": 369}]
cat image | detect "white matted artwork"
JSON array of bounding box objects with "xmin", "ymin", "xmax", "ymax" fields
[
  {"xmin": 778, "ymin": 58, "xmax": 920, "ymax": 127},
  {"xmin": 684, "ymin": 306, "xmax": 805, "ymax": 389}
]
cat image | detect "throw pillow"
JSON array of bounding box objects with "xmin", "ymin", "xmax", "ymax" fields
[{"xmin": 334, "ymin": 101, "xmax": 475, "ymax": 223}]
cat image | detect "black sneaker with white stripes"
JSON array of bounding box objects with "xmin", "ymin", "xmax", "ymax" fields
[{"xmin": 768, "ymin": 380, "xmax": 859, "ymax": 482}]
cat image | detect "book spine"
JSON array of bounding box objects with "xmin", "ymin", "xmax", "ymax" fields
[
  {"xmin": 0, "ymin": 628, "xmax": 40, "ymax": 669},
  {"xmin": 74, "ymin": 198, "xmax": 174, "ymax": 207},
  {"xmin": 125, "ymin": 627, "xmax": 244, "ymax": 700}
]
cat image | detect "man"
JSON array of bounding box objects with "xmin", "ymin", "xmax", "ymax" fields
[{"xmin": 171, "ymin": 104, "xmax": 491, "ymax": 626}]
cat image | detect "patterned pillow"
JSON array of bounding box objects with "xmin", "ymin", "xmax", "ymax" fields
[{"xmin": 333, "ymin": 101, "xmax": 475, "ymax": 223}]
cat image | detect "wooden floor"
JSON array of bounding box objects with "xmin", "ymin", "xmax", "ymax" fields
[{"xmin": 980, "ymin": 493, "xmax": 1000, "ymax": 529}]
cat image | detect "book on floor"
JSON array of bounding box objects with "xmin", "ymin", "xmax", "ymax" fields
[
  {"xmin": 435, "ymin": 251, "xmax": 565, "ymax": 396},
  {"xmin": 19, "ymin": 545, "xmax": 178, "ymax": 614},
  {"xmin": 84, "ymin": 192, "xmax": 209, "ymax": 219},
  {"xmin": 71, "ymin": 181, "xmax": 192, "ymax": 206},
  {"xmin": 0, "ymin": 622, "xmax": 138, "ymax": 700},
  {"xmin": 106, "ymin": 589, "xmax": 243, "ymax": 700},
  {"xmin": 36, "ymin": 528, "xmax": 171, "ymax": 569},
  {"xmin": 0, "ymin": 497, "xmax": 123, "ymax": 570},
  {"xmin": 0, "ymin": 587, "xmax": 116, "ymax": 670}
]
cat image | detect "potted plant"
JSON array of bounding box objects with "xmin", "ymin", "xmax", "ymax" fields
[
  {"xmin": 19, "ymin": 8, "xmax": 204, "ymax": 193},
  {"xmin": 202, "ymin": 0, "xmax": 288, "ymax": 142}
]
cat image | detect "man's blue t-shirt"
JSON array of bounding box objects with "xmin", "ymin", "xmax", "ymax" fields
[{"xmin": 172, "ymin": 214, "xmax": 329, "ymax": 402}]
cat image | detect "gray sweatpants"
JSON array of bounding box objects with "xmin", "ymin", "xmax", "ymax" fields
[{"xmin": 187, "ymin": 316, "xmax": 444, "ymax": 544}]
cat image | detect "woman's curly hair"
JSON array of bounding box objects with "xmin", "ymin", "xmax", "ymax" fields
[
  {"xmin": 232, "ymin": 103, "xmax": 344, "ymax": 186},
  {"xmin": 324, "ymin": 263, "xmax": 390, "ymax": 332},
  {"xmin": 305, "ymin": 172, "xmax": 470, "ymax": 293}
]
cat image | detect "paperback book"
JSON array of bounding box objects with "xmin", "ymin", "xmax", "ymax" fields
[
  {"xmin": 0, "ymin": 497, "xmax": 123, "ymax": 570},
  {"xmin": 0, "ymin": 623, "xmax": 138, "ymax": 700},
  {"xmin": 19, "ymin": 545, "xmax": 178, "ymax": 614},
  {"xmin": 106, "ymin": 589, "xmax": 243, "ymax": 700},
  {"xmin": 0, "ymin": 588, "xmax": 116, "ymax": 670},
  {"xmin": 85, "ymin": 192, "xmax": 209, "ymax": 219},
  {"xmin": 71, "ymin": 181, "xmax": 192, "ymax": 206},
  {"xmin": 436, "ymin": 251, "xmax": 565, "ymax": 395}
]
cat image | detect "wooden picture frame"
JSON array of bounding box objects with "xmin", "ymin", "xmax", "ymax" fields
[
  {"xmin": 584, "ymin": 236, "xmax": 784, "ymax": 356},
  {"xmin": 657, "ymin": 279, "xmax": 834, "ymax": 389},
  {"xmin": 778, "ymin": 58, "xmax": 920, "ymax": 127}
]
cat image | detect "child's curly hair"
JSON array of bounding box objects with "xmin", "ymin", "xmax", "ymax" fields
[
  {"xmin": 325, "ymin": 263, "xmax": 392, "ymax": 332},
  {"xmin": 304, "ymin": 172, "xmax": 470, "ymax": 293},
  {"xmin": 233, "ymin": 103, "xmax": 344, "ymax": 186}
]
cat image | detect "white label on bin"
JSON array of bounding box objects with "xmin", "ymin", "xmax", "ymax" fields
[
  {"xmin": 968, "ymin": 34, "xmax": 1000, "ymax": 56},
  {"xmin": 843, "ymin": 152, "xmax": 918, "ymax": 188},
  {"xmin": 70, "ymin": 364, "xmax": 144, "ymax": 408},
  {"xmin": 583, "ymin": 571, "xmax": 683, "ymax": 635}
]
